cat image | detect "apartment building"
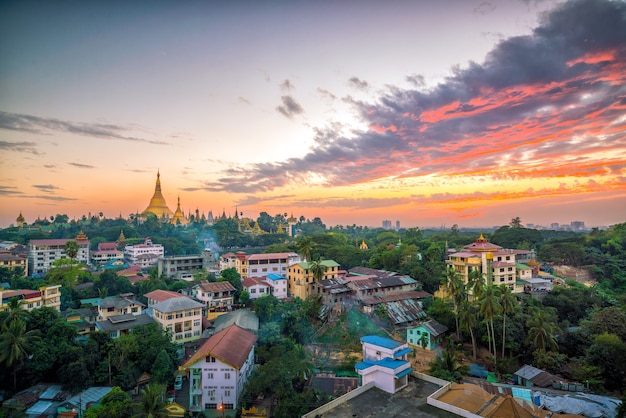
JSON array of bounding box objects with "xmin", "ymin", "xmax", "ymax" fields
[
  {"xmin": 150, "ymin": 296, "xmax": 204, "ymax": 344},
  {"xmin": 0, "ymin": 284, "xmax": 62, "ymax": 312},
  {"xmin": 28, "ymin": 232, "xmax": 90, "ymax": 274},
  {"xmin": 157, "ymin": 249, "xmax": 218, "ymax": 280},
  {"xmin": 220, "ymin": 252, "xmax": 300, "ymax": 279},
  {"xmin": 287, "ymin": 260, "xmax": 340, "ymax": 300},
  {"xmin": 124, "ymin": 237, "xmax": 164, "ymax": 268}
]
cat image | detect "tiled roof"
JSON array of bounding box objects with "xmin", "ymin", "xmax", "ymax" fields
[
  {"xmin": 144, "ymin": 289, "xmax": 187, "ymax": 302},
  {"xmin": 182, "ymin": 325, "xmax": 257, "ymax": 370},
  {"xmin": 196, "ymin": 281, "xmax": 236, "ymax": 292},
  {"xmin": 99, "ymin": 297, "xmax": 145, "ymax": 309},
  {"xmin": 151, "ymin": 296, "xmax": 203, "ymax": 313},
  {"xmin": 242, "ymin": 277, "xmax": 273, "ymax": 289}
]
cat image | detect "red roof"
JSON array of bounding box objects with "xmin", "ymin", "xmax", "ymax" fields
[
  {"xmin": 182, "ymin": 325, "xmax": 257, "ymax": 370},
  {"xmin": 197, "ymin": 281, "xmax": 236, "ymax": 292},
  {"xmin": 242, "ymin": 277, "xmax": 273, "ymax": 289},
  {"xmin": 29, "ymin": 238, "xmax": 88, "ymax": 245},
  {"xmin": 144, "ymin": 289, "xmax": 188, "ymax": 302}
]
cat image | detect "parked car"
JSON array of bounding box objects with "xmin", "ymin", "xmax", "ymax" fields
[{"xmin": 174, "ymin": 375, "xmax": 183, "ymax": 390}]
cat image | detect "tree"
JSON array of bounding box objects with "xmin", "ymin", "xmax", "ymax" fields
[
  {"xmin": 480, "ymin": 285, "xmax": 501, "ymax": 359},
  {"xmin": 134, "ymin": 384, "xmax": 168, "ymax": 418},
  {"xmin": 0, "ymin": 319, "xmax": 41, "ymax": 389},
  {"xmin": 150, "ymin": 349, "xmax": 175, "ymax": 385},
  {"xmin": 586, "ymin": 333, "xmax": 626, "ymax": 391},
  {"xmin": 308, "ymin": 259, "xmax": 327, "ymax": 282},
  {"xmin": 509, "ymin": 217, "xmax": 522, "ymax": 228},
  {"xmin": 526, "ymin": 310, "xmax": 558, "ymax": 352},
  {"xmin": 1, "ymin": 297, "xmax": 29, "ymax": 326},
  {"xmin": 296, "ymin": 236, "xmax": 314, "ymax": 262},
  {"xmin": 64, "ymin": 240, "xmax": 80, "ymax": 262},
  {"xmin": 84, "ymin": 386, "xmax": 134, "ymax": 418},
  {"xmin": 218, "ymin": 267, "xmax": 243, "ymax": 299},
  {"xmin": 459, "ymin": 300, "xmax": 479, "ymax": 360},
  {"xmin": 499, "ymin": 284, "xmax": 516, "ymax": 358},
  {"xmin": 442, "ymin": 267, "xmax": 465, "ymax": 338},
  {"xmin": 428, "ymin": 337, "xmax": 469, "ymax": 382}
]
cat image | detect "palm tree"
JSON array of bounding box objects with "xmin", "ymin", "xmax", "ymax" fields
[
  {"xmin": 526, "ymin": 310, "xmax": 558, "ymax": 352},
  {"xmin": 467, "ymin": 268, "xmax": 485, "ymax": 300},
  {"xmin": 459, "ymin": 300, "xmax": 480, "ymax": 360},
  {"xmin": 296, "ymin": 236, "xmax": 314, "ymax": 262},
  {"xmin": 428, "ymin": 337, "xmax": 469, "ymax": 382},
  {"xmin": 134, "ymin": 383, "xmax": 168, "ymax": 418},
  {"xmin": 442, "ymin": 267, "xmax": 465, "ymax": 338},
  {"xmin": 64, "ymin": 240, "xmax": 80, "ymax": 263},
  {"xmin": 479, "ymin": 285, "xmax": 501, "ymax": 359},
  {"xmin": 1, "ymin": 297, "xmax": 29, "ymax": 326},
  {"xmin": 0, "ymin": 319, "xmax": 41, "ymax": 389},
  {"xmin": 418, "ymin": 332, "xmax": 429, "ymax": 365},
  {"xmin": 499, "ymin": 284, "xmax": 517, "ymax": 358},
  {"xmin": 308, "ymin": 258, "xmax": 327, "ymax": 282}
]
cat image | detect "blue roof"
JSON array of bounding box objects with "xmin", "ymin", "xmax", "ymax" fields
[
  {"xmin": 361, "ymin": 335, "xmax": 403, "ymax": 350},
  {"xmin": 355, "ymin": 358, "xmax": 409, "ymax": 371},
  {"xmin": 395, "ymin": 347, "xmax": 412, "ymax": 357},
  {"xmin": 266, "ymin": 273, "xmax": 286, "ymax": 281},
  {"xmin": 395, "ymin": 368, "xmax": 412, "ymax": 379}
]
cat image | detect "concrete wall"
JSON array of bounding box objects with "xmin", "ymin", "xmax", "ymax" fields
[{"xmin": 301, "ymin": 382, "xmax": 376, "ymax": 418}]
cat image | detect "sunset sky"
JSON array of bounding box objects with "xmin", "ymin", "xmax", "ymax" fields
[{"xmin": 1, "ymin": 0, "xmax": 625, "ymax": 229}]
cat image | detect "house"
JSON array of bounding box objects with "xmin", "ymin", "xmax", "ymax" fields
[
  {"xmin": 310, "ymin": 277, "xmax": 352, "ymax": 314},
  {"xmin": 219, "ymin": 251, "xmax": 301, "ymax": 279},
  {"xmin": 90, "ymin": 242, "xmax": 124, "ymax": 265},
  {"xmin": 63, "ymin": 307, "xmax": 97, "ymax": 336},
  {"xmin": 185, "ymin": 281, "xmax": 236, "ymax": 309},
  {"xmin": 95, "ymin": 313, "xmax": 156, "ymax": 339},
  {"xmin": 445, "ymin": 234, "xmax": 537, "ymax": 294},
  {"xmin": 97, "ymin": 294, "xmax": 145, "ymax": 321},
  {"xmin": 406, "ymin": 319, "xmax": 448, "ymax": 350},
  {"xmin": 513, "ymin": 364, "xmax": 560, "ymax": 388},
  {"xmin": 0, "ymin": 284, "xmax": 62, "ymax": 312},
  {"xmin": 264, "ymin": 273, "xmax": 288, "ymax": 299},
  {"xmin": 157, "ymin": 249, "xmax": 218, "ymax": 280},
  {"xmin": 345, "ymin": 267, "xmax": 419, "ymax": 301},
  {"xmin": 28, "ymin": 232, "xmax": 90, "ymax": 274},
  {"xmin": 355, "ymin": 335, "xmax": 412, "ymax": 394},
  {"xmin": 150, "ymin": 296, "xmax": 204, "ymax": 344},
  {"xmin": 144, "ymin": 289, "xmax": 187, "ymax": 307},
  {"xmin": 0, "ymin": 248, "xmax": 28, "ymax": 276},
  {"xmin": 242, "ymin": 277, "xmax": 273, "ymax": 300},
  {"xmin": 124, "ymin": 237, "xmax": 164, "ymax": 268},
  {"xmin": 287, "ymin": 259, "xmax": 340, "ymax": 300},
  {"xmin": 180, "ymin": 324, "xmax": 257, "ymax": 414}
]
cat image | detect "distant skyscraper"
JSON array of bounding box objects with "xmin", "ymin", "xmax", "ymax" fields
[
  {"xmin": 395, "ymin": 220, "xmax": 400, "ymax": 230},
  {"xmin": 570, "ymin": 221, "xmax": 585, "ymax": 231},
  {"xmin": 382, "ymin": 220, "xmax": 392, "ymax": 230}
]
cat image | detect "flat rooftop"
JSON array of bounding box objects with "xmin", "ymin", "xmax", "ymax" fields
[{"xmin": 318, "ymin": 377, "xmax": 458, "ymax": 418}]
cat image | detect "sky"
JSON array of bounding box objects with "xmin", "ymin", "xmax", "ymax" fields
[{"xmin": 1, "ymin": 0, "xmax": 625, "ymax": 229}]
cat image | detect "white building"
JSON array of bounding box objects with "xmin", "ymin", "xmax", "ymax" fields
[
  {"xmin": 0, "ymin": 284, "xmax": 62, "ymax": 312},
  {"xmin": 355, "ymin": 335, "xmax": 412, "ymax": 394},
  {"xmin": 124, "ymin": 237, "xmax": 164, "ymax": 268},
  {"xmin": 157, "ymin": 249, "xmax": 218, "ymax": 280},
  {"xmin": 28, "ymin": 233, "xmax": 90, "ymax": 274},
  {"xmin": 97, "ymin": 295, "xmax": 145, "ymax": 321},
  {"xmin": 242, "ymin": 277, "xmax": 273, "ymax": 300},
  {"xmin": 181, "ymin": 324, "xmax": 257, "ymax": 414},
  {"xmin": 186, "ymin": 281, "xmax": 236, "ymax": 309},
  {"xmin": 150, "ymin": 296, "xmax": 204, "ymax": 344},
  {"xmin": 219, "ymin": 252, "xmax": 301, "ymax": 279},
  {"xmin": 264, "ymin": 273, "xmax": 288, "ymax": 299},
  {"xmin": 90, "ymin": 242, "xmax": 123, "ymax": 265}
]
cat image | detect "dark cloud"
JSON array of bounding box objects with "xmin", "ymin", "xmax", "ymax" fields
[
  {"xmin": 348, "ymin": 77, "xmax": 369, "ymax": 90},
  {"xmin": 68, "ymin": 162, "xmax": 94, "ymax": 169},
  {"xmin": 0, "ymin": 140, "xmax": 40, "ymax": 154},
  {"xmin": 203, "ymin": 0, "xmax": 626, "ymax": 194},
  {"xmin": 0, "ymin": 185, "xmax": 23, "ymax": 196},
  {"xmin": 474, "ymin": 2, "xmax": 496, "ymax": 15},
  {"xmin": 0, "ymin": 111, "xmax": 169, "ymax": 145},
  {"xmin": 317, "ymin": 88, "xmax": 337, "ymax": 100},
  {"xmin": 280, "ymin": 79, "xmax": 294, "ymax": 91},
  {"xmin": 276, "ymin": 96, "xmax": 304, "ymax": 119},
  {"xmin": 31, "ymin": 195, "xmax": 77, "ymax": 202},
  {"xmin": 43, "ymin": 164, "xmax": 55, "ymax": 169},
  {"xmin": 33, "ymin": 184, "xmax": 60, "ymax": 192},
  {"xmin": 238, "ymin": 97, "xmax": 251, "ymax": 105},
  {"xmin": 405, "ymin": 74, "xmax": 425, "ymax": 87}
]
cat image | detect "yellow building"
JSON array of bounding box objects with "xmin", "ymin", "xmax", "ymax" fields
[
  {"xmin": 446, "ymin": 234, "xmax": 534, "ymax": 293},
  {"xmin": 287, "ymin": 260, "xmax": 340, "ymax": 300},
  {"xmin": 0, "ymin": 284, "xmax": 62, "ymax": 312}
]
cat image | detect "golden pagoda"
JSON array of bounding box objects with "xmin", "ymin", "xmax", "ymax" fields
[
  {"xmin": 142, "ymin": 171, "xmax": 174, "ymax": 220},
  {"xmin": 16, "ymin": 211, "xmax": 25, "ymax": 227},
  {"xmin": 172, "ymin": 196, "xmax": 188, "ymax": 225}
]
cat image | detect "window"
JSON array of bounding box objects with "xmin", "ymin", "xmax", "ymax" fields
[
  {"xmin": 207, "ymin": 372, "xmax": 213, "ymax": 379},
  {"xmin": 225, "ymin": 372, "xmax": 231, "ymax": 379},
  {"xmin": 206, "ymin": 356, "xmax": 216, "ymax": 363},
  {"xmin": 205, "ymin": 403, "xmax": 217, "ymax": 410},
  {"xmin": 225, "ymin": 390, "xmax": 231, "ymax": 397},
  {"xmin": 224, "ymin": 404, "xmax": 234, "ymax": 410}
]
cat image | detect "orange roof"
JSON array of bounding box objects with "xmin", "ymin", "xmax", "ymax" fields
[
  {"xmin": 182, "ymin": 325, "xmax": 257, "ymax": 370},
  {"xmin": 144, "ymin": 289, "xmax": 187, "ymax": 302}
]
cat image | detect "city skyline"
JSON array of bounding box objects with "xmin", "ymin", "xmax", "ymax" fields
[{"xmin": 1, "ymin": 0, "xmax": 625, "ymax": 229}]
